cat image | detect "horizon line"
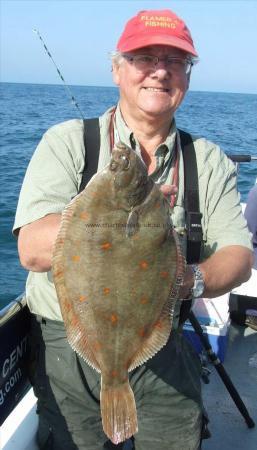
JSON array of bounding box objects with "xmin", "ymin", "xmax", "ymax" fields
[{"xmin": 0, "ymin": 80, "xmax": 256, "ymax": 96}]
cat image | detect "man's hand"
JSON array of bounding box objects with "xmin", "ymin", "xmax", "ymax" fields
[{"xmin": 159, "ymin": 184, "xmax": 178, "ymax": 198}]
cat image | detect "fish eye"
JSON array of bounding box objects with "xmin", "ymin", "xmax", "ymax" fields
[
  {"xmin": 119, "ymin": 155, "xmax": 130, "ymax": 170},
  {"xmin": 110, "ymin": 161, "xmax": 118, "ymax": 171}
]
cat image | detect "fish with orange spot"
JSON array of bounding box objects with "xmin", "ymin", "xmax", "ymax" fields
[
  {"xmin": 110, "ymin": 313, "xmax": 118, "ymax": 324},
  {"xmin": 52, "ymin": 142, "xmax": 185, "ymax": 445},
  {"xmin": 139, "ymin": 260, "xmax": 148, "ymax": 270},
  {"xmin": 80, "ymin": 211, "xmax": 89, "ymax": 220},
  {"xmin": 101, "ymin": 242, "xmax": 112, "ymax": 250},
  {"xmin": 71, "ymin": 255, "xmax": 80, "ymax": 262},
  {"xmin": 160, "ymin": 270, "xmax": 169, "ymax": 279},
  {"xmin": 140, "ymin": 295, "xmax": 149, "ymax": 304}
]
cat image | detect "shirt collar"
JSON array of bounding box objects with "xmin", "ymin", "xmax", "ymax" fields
[{"xmin": 114, "ymin": 103, "xmax": 177, "ymax": 162}]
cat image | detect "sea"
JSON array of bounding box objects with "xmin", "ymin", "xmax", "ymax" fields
[{"xmin": 0, "ymin": 82, "xmax": 257, "ymax": 309}]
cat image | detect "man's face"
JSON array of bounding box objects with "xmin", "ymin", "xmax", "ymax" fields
[{"xmin": 112, "ymin": 45, "xmax": 190, "ymax": 120}]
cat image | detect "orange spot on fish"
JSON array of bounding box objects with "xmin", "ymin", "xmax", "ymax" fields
[
  {"xmin": 72, "ymin": 255, "xmax": 81, "ymax": 262},
  {"xmin": 155, "ymin": 202, "xmax": 161, "ymax": 209},
  {"xmin": 93, "ymin": 341, "xmax": 102, "ymax": 351},
  {"xmin": 103, "ymin": 287, "xmax": 111, "ymax": 295},
  {"xmin": 53, "ymin": 270, "xmax": 63, "ymax": 278},
  {"xmin": 154, "ymin": 320, "xmax": 163, "ymax": 329},
  {"xmin": 80, "ymin": 211, "xmax": 88, "ymax": 220},
  {"xmin": 111, "ymin": 370, "xmax": 118, "ymax": 378},
  {"xmin": 139, "ymin": 260, "xmax": 149, "ymax": 269},
  {"xmin": 138, "ymin": 327, "xmax": 147, "ymax": 337},
  {"xmin": 111, "ymin": 314, "xmax": 118, "ymax": 324},
  {"xmin": 72, "ymin": 316, "xmax": 79, "ymax": 327},
  {"xmin": 63, "ymin": 300, "xmax": 71, "ymax": 312},
  {"xmin": 160, "ymin": 271, "xmax": 169, "ymax": 279},
  {"xmin": 140, "ymin": 295, "xmax": 149, "ymax": 305},
  {"xmin": 79, "ymin": 295, "xmax": 87, "ymax": 302},
  {"xmin": 101, "ymin": 242, "xmax": 112, "ymax": 250}
]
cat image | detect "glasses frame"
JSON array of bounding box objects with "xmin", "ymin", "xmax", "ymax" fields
[{"xmin": 122, "ymin": 53, "xmax": 194, "ymax": 75}]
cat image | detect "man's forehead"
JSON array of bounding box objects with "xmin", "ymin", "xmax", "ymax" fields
[{"xmin": 131, "ymin": 45, "xmax": 188, "ymax": 56}]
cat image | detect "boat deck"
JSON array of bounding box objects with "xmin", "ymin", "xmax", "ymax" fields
[{"xmin": 202, "ymin": 321, "xmax": 257, "ymax": 449}]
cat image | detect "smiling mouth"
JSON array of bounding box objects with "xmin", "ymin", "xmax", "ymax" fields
[{"xmin": 143, "ymin": 87, "xmax": 170, "ymax": 93}]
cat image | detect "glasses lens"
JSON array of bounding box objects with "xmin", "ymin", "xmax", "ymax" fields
[
  {"xmin": 124, "ymin": 54, "xmax": 192, "ymax": 74},
  {"xmin": 166, "ymin": 58, "xmax": 192, "ymax": 74},
  {"xmin": 133, "ymin": 55, "xmax": 156, "ymax": 71}
]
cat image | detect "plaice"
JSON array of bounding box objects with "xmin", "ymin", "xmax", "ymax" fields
[{"xmin": 52, "ymin": 142, "xmax": 185, "ymax": 444}]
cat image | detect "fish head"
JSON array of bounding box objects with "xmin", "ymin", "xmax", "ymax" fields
[{"xmin": 109, "ymin": 142, "xmax": 150, "ymax": 207}]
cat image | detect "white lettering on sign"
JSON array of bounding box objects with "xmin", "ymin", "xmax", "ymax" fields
[
  {"xmin": 1, "ymin": 335, "xmax": 28, "ymax": 378},
  {"xmin": 0, "ymin": 368, "xmax": 22, "ymax": 406}
]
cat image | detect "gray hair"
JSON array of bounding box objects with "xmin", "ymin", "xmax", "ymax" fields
[
  {"xmin": 109, "ymin": 50, "xmax": 199, "ymax": 67},
  {"xmin": 109, "ymin": 51, "xmax": 125, "ymax": 66}
]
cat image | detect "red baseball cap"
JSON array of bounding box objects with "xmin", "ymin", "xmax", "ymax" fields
[{"xmin": 116, "ymin": 9, "xmax": 198, "ymax": 57}]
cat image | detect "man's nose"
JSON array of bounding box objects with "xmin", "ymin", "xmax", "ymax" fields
[{"xmin": 151, "ymin": 62, "xmax": 170, "ymax": 78}]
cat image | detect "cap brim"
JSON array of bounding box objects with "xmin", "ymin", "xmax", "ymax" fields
[{"xmin": 118, "ymin": 34, "xmax": 198, "ymax": 57}]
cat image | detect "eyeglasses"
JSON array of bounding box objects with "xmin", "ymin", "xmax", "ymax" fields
[{"xmin": 123, "ymin": 54, "xmax": 193, "ymax": 75}]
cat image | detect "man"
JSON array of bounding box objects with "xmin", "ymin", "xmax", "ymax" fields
[{"xmin": 14, "ymin": 9, "xmax": 253, "ymax": 450}]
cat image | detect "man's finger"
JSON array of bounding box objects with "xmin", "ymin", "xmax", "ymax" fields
[{"xmin": 159, "ymin": 184, "xmax": 178, "ymax": 196}]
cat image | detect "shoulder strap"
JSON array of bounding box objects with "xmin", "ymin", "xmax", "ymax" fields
[
  {"xmin": 178, "ymin": 129, "xmax": 203, "ymax": 325},
  {"xmin": 78, "ymin": 118, "xmax": 100, "ymax": 193},
  {"xmin": 179, "ymin": 129, "xmax": 203, "ymax": 264}
]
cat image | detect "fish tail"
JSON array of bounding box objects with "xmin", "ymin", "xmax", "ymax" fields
[{"xmin": 100, "ymin": 379, "xmax": 138, "ymax": 444}]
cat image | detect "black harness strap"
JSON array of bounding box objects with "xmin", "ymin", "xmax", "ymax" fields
[
  {"xmin": 79, "ymin": 118, "xmax": 100, "ymax": 193},
  {"xmin": 179, "ymin": 129, "xmax": 203, "ymax": 264},
  {"xmin": 178, "ymin": 130, "xmax": 203, "ymax": 324}
]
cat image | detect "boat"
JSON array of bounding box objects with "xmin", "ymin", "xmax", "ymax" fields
[{"xmin": 1, "ymin": 178, "xmax": 256, "ymax": 450}]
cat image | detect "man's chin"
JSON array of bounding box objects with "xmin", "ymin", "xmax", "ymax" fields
[{"xmin": 140, "ymin": 105, "xmax": 174, "ymax": 118}]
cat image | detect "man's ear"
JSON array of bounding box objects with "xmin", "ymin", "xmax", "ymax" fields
[
  {"xmin": 186, "ymin": 71, "xmax": 191, "ymax": 90},
  {"xmin": 112, "ymin": 63, "xmax": 120, "ymax": 86}
]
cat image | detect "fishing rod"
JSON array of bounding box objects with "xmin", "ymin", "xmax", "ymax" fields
[
  {"xmin": 189, "ymin": 311, "xmax": 255, "ymax": 429},
  {"xmin": 227, "ymin": 154, "xmax": 257, "ymax": 177},
  {"xmin": 228, "ymin": 155, "xmax": 257, "ymax": 163},
  {"xmin": 33, "ymin": 29, "xmax": 85, "ymax": 120}
]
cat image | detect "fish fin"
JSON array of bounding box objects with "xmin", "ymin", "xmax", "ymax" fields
[
  {"xmin": 54, "ymin": 277, "xmax": 101, "ymax": 373},
  {"xmin": 52, "ymin": 200, "xmax": 101, "ymax": 374},
  {"xmin": 66, "ymin": 321, "xmax": 101, "ymax": 373},
  {"xmin": 100, "ymin": 379, "xmax": 138, "ymax": 444},
  {"xmin": 170, "ymin": 228, "xmax": 186, "ymax": 298},
  {"xmin": 128, "ymin": 301, "xmax": 173, "ymax": 371},
  {"xmin": 126, "ymin": 210, "xmax": 139, "ymax": 237}
]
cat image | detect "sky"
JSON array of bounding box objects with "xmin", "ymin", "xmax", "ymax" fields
[{"xmin": 1, "ymin": 0, "xmax": 257, "ymax": 94}]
